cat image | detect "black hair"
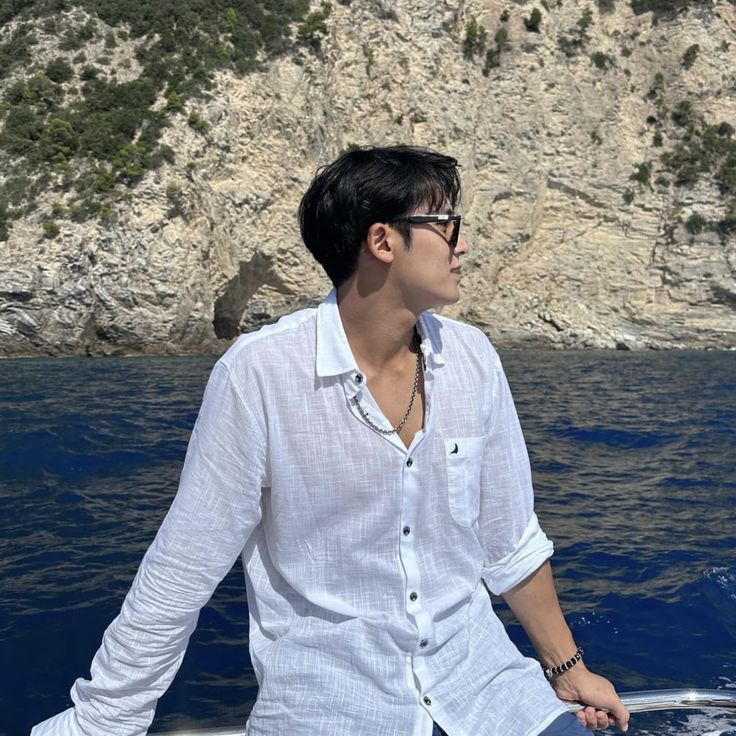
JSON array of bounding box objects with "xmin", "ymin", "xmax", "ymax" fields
[{"xmin": 298, "ymin": 145, "xmax": 461, "ymax": 286}]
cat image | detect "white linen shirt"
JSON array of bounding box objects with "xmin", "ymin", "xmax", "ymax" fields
[{"xmin": 32, "ymin": 289, "xmax": 568, "ymax": 736}]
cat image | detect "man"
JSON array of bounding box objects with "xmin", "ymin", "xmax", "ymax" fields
[{"xmin": 33, "ymin": 146, "xmax": 629, "ymax": 735}]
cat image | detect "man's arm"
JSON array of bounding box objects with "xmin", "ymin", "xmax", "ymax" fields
[
  {"xmin": 476, "ymin": 345, "xmax": 629, "ymax": 732},
  {"xmin": 32, "ymin": 360, "xmax": 266, "ymax": 735},
  {"xmin": 503, "ymin": 561, "xmax": 630, "ymax": 732}
]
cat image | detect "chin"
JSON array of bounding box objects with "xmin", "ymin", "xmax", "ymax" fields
[{"xmin": 428, "ymin": 288, "xmax": 461, "ymax": 311}]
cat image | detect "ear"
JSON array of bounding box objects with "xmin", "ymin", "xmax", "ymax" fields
[{"xmin": 364, "ymin": 222, "xmax": 396, "ymax": 265}]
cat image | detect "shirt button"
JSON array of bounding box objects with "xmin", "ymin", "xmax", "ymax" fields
[
  {"xmin": 409, "ymin": 591, "xmax": 418, "ymax": 602},
  {"xmin": 423, "ymin": 695, "xmax": 432, "ymax": 706},
  {"xmin": 420, "ymin": 639, "xmax": 428, "ymax": 648},
  {"xmin": 403, "ymin": 526, "xmax": 411, "ymax": 536},
  {"xmin": 406, "ymin": 458, "xmax": 413, "ymax": 467},
  {"xmin": 354, "ymin": 373, "xmax": 363, "ymax": 384}
]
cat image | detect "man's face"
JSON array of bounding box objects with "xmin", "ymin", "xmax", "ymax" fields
[{"xmin": 390, "ymin": 205, "xmax": 469, "ymax": 312}]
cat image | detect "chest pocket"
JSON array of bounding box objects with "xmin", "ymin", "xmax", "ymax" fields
[{"xmin": 445, "ymin": 437, "xmax": 486, "ymax": 527}]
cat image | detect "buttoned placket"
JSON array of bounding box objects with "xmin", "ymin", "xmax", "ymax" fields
[
  {"xmin": 339, "ymin": 324, "xmax": 443, "ymax": 721},
  {"xmin": 402, "ymin": 361, "xmax": 439, "ymax": 719}
]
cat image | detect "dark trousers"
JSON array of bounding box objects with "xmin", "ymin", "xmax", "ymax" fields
[{"xmin": 432, "ymin": 712, "xmax": 591, "ymax": 735}]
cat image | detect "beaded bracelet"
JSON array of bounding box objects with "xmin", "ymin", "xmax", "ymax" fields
[{"xmin": 542, "ymin": 646, "xmax": 584, "ymax": 681}]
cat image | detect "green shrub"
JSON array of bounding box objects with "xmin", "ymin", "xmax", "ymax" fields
[
  {"xmin": 483, "ymin": 49, "xmax": 499, "ymax": 74},
  {"xmin": 661, "ymin": 143, "xmax": 702, "ymax": 186},
  {"xmin": 482, "ymin": 26, "xmax": 510, "ymax": 74},
  {"xmin": 165, "ymin": 91, "xmax": 184, "ymax": 111},
  {"xmin": 362, "ymin": 43, "xmax": 375, "ymax": 71},
  {"xmin": 631, "ymin": 0, "xmax": 702, "ymax": 16},
  {"xmin": 719, "ymin": 152, "xmax": 736, "ymax": 196},
  {"xmin": 0, "ymin": 208, "xmax": 8, "ymax": 241},
  {"xmin": 685, "ymin": 212, "xmax": 707, "ymax": 234},
  {"xmin": 558, "ymin": 10, "xmax": 595, "ymax": 57},
  {"xmin": 631, "ymin": 161, "xmax": 652, "ymax": 186},
  {"xmin": 59, "ymin": 20, "xmax": 97, "ymax": 51},
  {"xmin": 113, "ymin": 143, "xmax": 146, "ymax": 181},
  {"xmin": 187, "ymin": 109, "xmax": 209, "ymax": 134},
  {"xmin": 500, "ymin": 9, "xmax": 510, "ymax": 22},
  {"xmin": 0, "ymin": 26, "xmax": 37, "ymax": 81},
  {"xmin": 40, "ymin": 117, "xmax": 78, "ymax": 162},
  {"xmin": 591, "ymin": 51, "xmax": 612, "ymax": 69},
  {"xmin": 653, "ymin": 131, "xmax": 663, "ymax": 146},
  {"xmin": 524, "ymin": 8, "xmax": 542, "ymax": 32},
  {"xmin": 495, "ymin": 26, "xmax": 510, "ymax": 50},
  {"xmin": 2, "ymin": 106, "xmax": 46, "ymax": 157},
  {"xmin": 80, "ymin": 65, "xmax": 99, "ymax": 81},
  {"xmin": 463, "ymin": 18, "xmax": 488, "ymax": 60},
  {"xmin": 623, "ymin": 188, "xmax": 634, "ymax": 204},
  {"xmin": 717, "ymin": 202, "xmax": 736, "ymax": 234},
  {"xmin": 671, "ymin": 99, "xmax": 694, "ymax": 128},
  {"xmin": 597, "ymin": 0, "xmax": 615, "ymax": 11},
  {"xmin": 79, "ymin": 19, "xmax": 96, "ymax": 42},
  {"xmin": 578, "ymin": 8, "xmax": 594, "ymax": 32},
  {"xmin": 297, "ymin": 2, "xmax": 332, "ymax": 50},
  {"xmin": 682, "ymin": 44, "xmax": 699, "ymax": 68},
  {"xmin": 42, "ymin": 219, "xmax": 60, "ymax": 238},
  {"xmin": 45, "ymin": 58, "xmax": 74, "ymax": 84},
  {"xmin": 658, "ymin": 109, "xmax": 736, "ymax": 195}
]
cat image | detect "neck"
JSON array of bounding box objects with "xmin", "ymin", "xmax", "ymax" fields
[{"xmin": 336, "ymin": 280, "xmax": 420, "ymax": 373}]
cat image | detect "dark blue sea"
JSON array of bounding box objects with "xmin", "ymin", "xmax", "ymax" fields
[{"xmin": 1, "ymin": 351, "xmax": 735, "ymax": 736}]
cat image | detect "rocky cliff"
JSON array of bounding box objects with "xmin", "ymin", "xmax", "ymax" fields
[{"xmin": 1, "ymin": 0, "xmax": 735, "ymax": 356}]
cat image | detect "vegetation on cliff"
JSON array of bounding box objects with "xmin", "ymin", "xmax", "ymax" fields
[
  {"xmin": 458, "ymin": 0, "xmax": 735, "ymax": 243},
  {"xmin": 0, "ymin": 0, "xmax": 317, "ymax": 240},
  {"xmin": 0, "ymin": 0, "xmax": 733, "ymax": 243}
]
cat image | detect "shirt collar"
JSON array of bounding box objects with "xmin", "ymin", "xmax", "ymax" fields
[
  {"xmin": 315, "ymin": 289, "xmax": 359, "ymax": 378},
  {"xmin": 315, "ymin": 289, "xmax": 446, "ymax": 379}
]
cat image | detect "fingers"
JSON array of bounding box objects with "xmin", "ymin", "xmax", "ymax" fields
[
  {"xmin": 576, "ymin": 706, "xmax": 629, "ymax": 732},
  {"xmin": 577, "ymin": 706, "xmax": 609, "ymax": 730},
  {"xmin": 608, "ymin": 700, "xmax": 630, "ymax": 732}
]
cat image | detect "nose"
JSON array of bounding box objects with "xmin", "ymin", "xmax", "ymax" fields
[{"xmin": 454, "ymin": 233, "xmax": 470, "ymax": 257}]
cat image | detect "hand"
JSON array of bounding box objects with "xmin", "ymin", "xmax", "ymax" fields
[{"xmin": 550, "ymin": 663, "xmax": 630, "ymax": 732}]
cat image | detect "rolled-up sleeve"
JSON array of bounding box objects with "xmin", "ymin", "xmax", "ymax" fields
[
  {"xmin": 478, "ymin": 354, "xmax": 553, "ymax": 596},
  {"xmin": 32, "ymin": 360, "xmax": 266, "ymax": 735}
]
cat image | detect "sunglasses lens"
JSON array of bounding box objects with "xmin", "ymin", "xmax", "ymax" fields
[{"xmin": 450, "ymin": 219, "xmax": 460, "ymax": 249}]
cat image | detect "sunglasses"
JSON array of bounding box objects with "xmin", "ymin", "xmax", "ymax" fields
[{"xmin": 393, "ymin": 214, "xmax": 462, "ymax": 250}]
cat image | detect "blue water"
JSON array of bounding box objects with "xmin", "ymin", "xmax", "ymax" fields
[{"xmin": 1, "ymin": 351, "xmax": 735, "ymax": 736}]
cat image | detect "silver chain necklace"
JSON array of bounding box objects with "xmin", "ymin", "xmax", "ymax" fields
[{"xmin": 353, "ymin": 331, "xmax": 422, "ymax": 436}]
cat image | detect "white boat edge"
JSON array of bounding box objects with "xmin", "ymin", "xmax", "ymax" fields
[{"xmin": 150, "ymin": 689, "xmax": 736, "ymax": 736}]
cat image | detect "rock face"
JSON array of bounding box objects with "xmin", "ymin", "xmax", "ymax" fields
[{"xmin": 1, "ymin": 0, "xmax": 735, "ymax": 356}]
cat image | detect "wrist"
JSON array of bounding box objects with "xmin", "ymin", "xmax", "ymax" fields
[{"xmin": 542, "ymin": 645, "xmax": 584, "ymax": 682}]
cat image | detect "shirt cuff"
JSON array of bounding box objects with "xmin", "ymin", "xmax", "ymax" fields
[
  {"xmin": 31, "ymin": 707, "xmax": 83, "ymax": 736},
  {"xmin": 482, "ymin": 513, "xmax": 554, "ymax": 595}
]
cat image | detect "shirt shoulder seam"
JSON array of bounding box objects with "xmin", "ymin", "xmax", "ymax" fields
[{"xmin": 214, "ymin": 361, "xmax": 267, "ymax": 455}]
